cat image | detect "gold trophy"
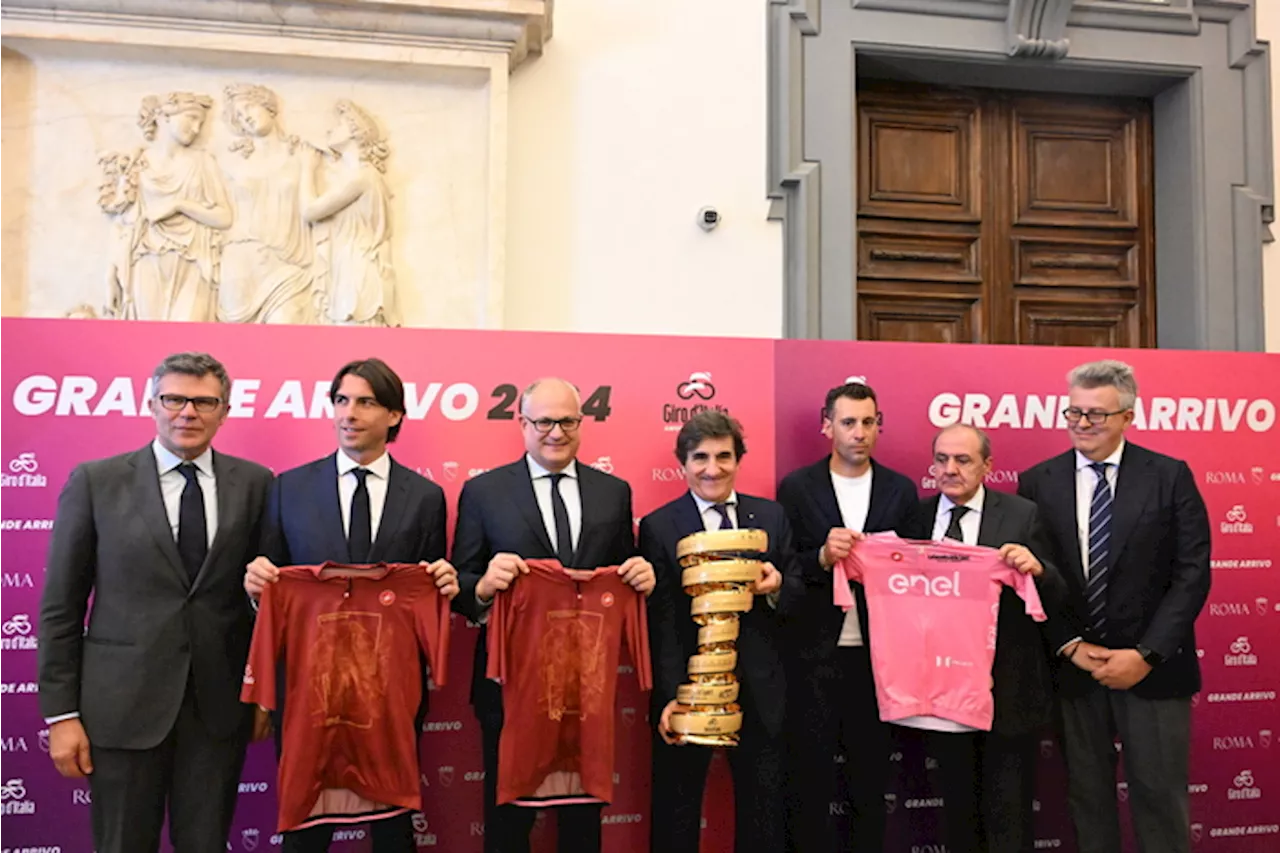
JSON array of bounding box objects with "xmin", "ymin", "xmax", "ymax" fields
[{"xmin": 667, "ymin": 528, "xmax": 768, "ymax": 747}]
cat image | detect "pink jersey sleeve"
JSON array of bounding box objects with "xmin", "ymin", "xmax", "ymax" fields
[
  {"xmin": 994, "ymin": 561, "xmax": 1047, "ymax": 622},
  {"xmin": 833, "ymin": 549, "xmax": 868, "ymax": 612}
]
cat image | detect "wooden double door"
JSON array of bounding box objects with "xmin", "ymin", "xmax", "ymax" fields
[{"xmin": 855, "ymin": 81, "xmax": 1155, "ymax": 347}]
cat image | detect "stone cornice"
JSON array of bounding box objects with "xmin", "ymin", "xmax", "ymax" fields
[{"xmin": 1, "ymin": 0, "xmax": 553, "ymax": 70}]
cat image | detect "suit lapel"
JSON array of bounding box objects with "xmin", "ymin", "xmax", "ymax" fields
[
  {"xmin": 863, "ymin": 460, "xmax": 895, "ymax": 532},
  {"xmin": 190, "ymin": 450, "xmax": 236, "ymax": 590},
  {"xmin": 508, "ymin": 460, "xmax": 555, "ymax": 556},
  {"xmin": 318, "ymin": 454, "xmax": 350, "ymax": 563},
  {"xmin": 976, "ymin": 490, "xmax": 1002, "ymax": 548},
  {"xmin": 807, "ymin": 460, "xmax": 843, "ymax": 530},
  {"xmin": 1109, "ymin": 445, "xmax": 1153, "ymax": 566},
  {"xmin": 369, "ymin": 459, "xmax": 410, "ymax": 563},
  {"xmin": 674, "ymin": 492, "xmax": 706, "ymax": 542},
  {"xmin": 1047, "ymin": 452, "xmax": 1086, "ymax": 584},
  {"xmin": 920, "ymin": 495, "xmax": 941, "ymax": 541},
  {"xmin": 574, "ymin": 466, "xmax": 601, "ymax": 566},
  {"xmin": 133, "ymin": 446, "xmax": 188, "ymax": 588}
]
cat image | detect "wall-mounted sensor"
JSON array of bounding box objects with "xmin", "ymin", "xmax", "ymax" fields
[{"xmin": 697, "ymin": 207, "xmax": 721, "ymax": 231}]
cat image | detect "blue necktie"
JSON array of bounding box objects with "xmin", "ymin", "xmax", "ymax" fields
[
  {"xmin": 712, "ymin": 503, "xmax": 735, "ymax": 530},
  {"xmin": 176, "ymin": 462, "xmax": 207, "ymax": 582},
  {"xmin": 1085, "ymin": 462, "xmax": 1113, "ymax": 639}
]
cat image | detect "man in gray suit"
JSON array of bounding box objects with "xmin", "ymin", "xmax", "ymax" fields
[{"xmin": 38, "ymin": 351, "xmax": 274, "ymax": 853}]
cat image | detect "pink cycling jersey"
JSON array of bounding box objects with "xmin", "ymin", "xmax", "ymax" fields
[{"xmin": 834, "ymin": 533, "xmax": 1045, "ymax": 731}]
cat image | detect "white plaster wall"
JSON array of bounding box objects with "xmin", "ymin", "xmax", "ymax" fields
[{"xmin": 504, "ymin": 0, "xmax": 784, "ymax": 337}]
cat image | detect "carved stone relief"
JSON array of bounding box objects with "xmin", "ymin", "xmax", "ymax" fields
[{"xmin": 94, "ymin": 85, "xmax": 398, "ymax": 326}]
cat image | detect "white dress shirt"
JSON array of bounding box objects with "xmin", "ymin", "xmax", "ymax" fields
[
  {"xmin": 154, "ymin": 438, "xmax": 217, "ymax": 548},
  {"xmin": 897, "ymin": 485, "xmax": 990, "ymax": 734},
  {"xmin": 337, "ymin": 450, "xmax": 392, "ymax": 543},
  {"xmin": 831, "ymin": 469, "xmax": 872, "ymax": 647},
  {"xmin": 1075, "ymin": 442, "xmax": 1124, "ymax": 579},
  {"xmin": 931, "ymin": 486, "xmax": 985, "ymax": 546},
  {"xmin": 690, "ymin": 490, "xmax": 778, "ymax": 609},
  {"xmin": 526, "ymin": 454, "xmax": 583, "ymax": 555}
]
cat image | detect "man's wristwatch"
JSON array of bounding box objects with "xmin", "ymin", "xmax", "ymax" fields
[{"xmin": 1136, "ymin": 645, "xmax": 1164, "ymax": 667}]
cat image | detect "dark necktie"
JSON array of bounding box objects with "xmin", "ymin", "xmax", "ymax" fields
[
  {"xmin": 712, "ymin": 503, "xmax": 735, "ymax": 530},
  {"xmin": 348, "ymin": 468, "xmax": 373, "ymax": 563},
  {"xmin": 548, "ymin": 473, "xmax": 574, "ymax": 566},
  {"xmin": 944, "ymin": 504, "xmax": 969, "ymax": 542},
  {"xmin": 1085, "ymin": 462, "xmax": 1113, "ymax": 639},
  {"xmin": 176, "ymin": 462, "xmax": 207, "ymax": 582}
]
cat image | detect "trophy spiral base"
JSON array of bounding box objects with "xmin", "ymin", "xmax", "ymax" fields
[{"xmin": 671, "ymin": 529, "xmax": 768, "ymax": 748}]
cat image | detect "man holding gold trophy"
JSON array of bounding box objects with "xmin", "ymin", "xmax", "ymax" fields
[{"xmin": 641, "ymin": 411, "xmax": 797, "ymax": 853}]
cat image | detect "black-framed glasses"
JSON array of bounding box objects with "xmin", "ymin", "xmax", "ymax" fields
[
  {"xmin": 1062, "ymin": 407, "xmax": 1129, "ymax": 425},
  {"xmin": 157, "ymin": 394, "xmax": 222, "ymax": 414},
  {"xmin": 523, "ymin": 416, "xmax": 583, "ymax": 435}
]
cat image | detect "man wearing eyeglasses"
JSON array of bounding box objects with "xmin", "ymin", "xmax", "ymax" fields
[
  {"xmin": 38, "ymin": 352, "xmax": 273, "ymax": 853},
  {"xmin": 451, "ymin": 377, "xmax": 655, "ymax": 853},
  {"xmin": 243, "ymin": 357, "xmax": 457, "ymax": 853},
  {"xmin": 1017, "ymin": 360, "xmax": 1210, "ymax": 853}
]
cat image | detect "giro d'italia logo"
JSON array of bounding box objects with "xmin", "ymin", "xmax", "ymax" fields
[{"xmin": 664, "ymin": 372, "xmax": 729, "ymax": 430}]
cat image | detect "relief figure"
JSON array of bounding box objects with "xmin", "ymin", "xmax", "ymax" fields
[
  {"xmin": 98, "ymin": 93, "xmax": 230, "ymax": 322},
  {"xmin": 218, "ymin": 84, "xmax": 315, "ymax": 324},
  {"xmin": 302, "ymin": 100, "xmax": 400, "ymax": 327}
]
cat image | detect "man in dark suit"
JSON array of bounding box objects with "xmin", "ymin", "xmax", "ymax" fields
[
  {"xmin": 451, "ymin": 377, "xmax": 655, "ymax": 853},
  {"xmin": 38, "ymin": 352, "xmax": 273, "ymax": 853},
  {"xmin": 918, "ymin": 424, "xmax": 1064, "ymax": 853},
  {"xmin": 243, "ymin": 357, "xmax": 459, "ymax": 853},
  {"xmin": 775, "ymin": 381, "xmax": 918, "ymax": 853},
  {"xmin": 643, "ymin": 411, "xmax": 794, "ymax": 853},
  {"xmin": 1017, "ymin": 359, "xmax": 1211, "ymax": 853}
]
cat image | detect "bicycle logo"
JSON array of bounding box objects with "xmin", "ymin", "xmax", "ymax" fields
[
  {"xmin": 1234, "ymin": 770, "xmax": 1255, "ymax": 788},
  {"xmin": 1226, "ymin": 505, "xmax": 1248, "ymax": 523},
  {"xmin": 0, "ymin": 779, "xmax": 26, "ymax": 801},
  {"xmin": 1229, "ymin": 636, "xmax": 1252, "ymax": 655},
  {"xmin": 675, "ymin": 372, "xmax": 716, "ymax": 401},
  {"xmin": 1, "ymin": 615, "xmax": 31, "ymax": 636},
  {"xmin": 7, "ymin": 453, "xmax": 37, "ymax": 474}
]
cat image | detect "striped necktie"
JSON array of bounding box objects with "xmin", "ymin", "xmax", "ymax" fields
[{"xmin": 1085, "ymin": 462, "xmax": 1113, "ymax": 638}]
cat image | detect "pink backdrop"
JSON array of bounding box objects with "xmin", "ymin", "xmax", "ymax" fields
[{"xmin": 0, "ymin": 319, "xmax": 1276, "ymax": 852}]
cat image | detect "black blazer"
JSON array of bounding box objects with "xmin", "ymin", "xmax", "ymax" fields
[
  {"xmin": 919, "ymin": 490, "xmax": 1066, "ymax": 735},
  {"xmin": 259, "ymin": 452, "xmax": 447, "ymax": 568},
  {"xmin": 38, "ymin": 445, "xmax": 272, "ymax": 749},
  {"xmin": 451, "ymin": 457, "xmax": 638, "ymax": 717},
  {"xmin": 1017, "ymin": 443, "xmax": 1211, "ymax": 699},
  {"xmin": 640, "ymin": 491, "xmax": 796, "ymax": 737},
  {"xmin": 776, "ymin": 457, "xmax": 920, "ymax": 661}
]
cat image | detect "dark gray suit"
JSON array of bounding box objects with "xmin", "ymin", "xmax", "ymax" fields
[
  {"xmin": 38, "ymin": 443, "xmax": 272, "ymax": 853},
  {"xmin": 918, "ymin": 489, "xmax": 1065, "ymax": 853}
]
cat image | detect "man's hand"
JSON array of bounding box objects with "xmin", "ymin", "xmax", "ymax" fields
[
  {"xmin": 1088, "ymin": 648, "xmax": 1153, "ymax": 690},
  {"xmin": 252, "ymin": 706, "xmax": 273, "ymax": 742},
  {"xmin": 998, "ymin": 544, "xmax": 1044, "ymax": 577},
  {"xmin": 820, "ymin": 528, "xmax": 858, "ymax": 570},
  {"xmin": 245, "ymin": 556, "xmax": 280, "ymax": 601},
  {"xmin": 657, "ymin": 699, "xmax": 685, "ymax": 746},
  {"xmin": 48, "ymin": 719, "xmax": 93, "ymax": 778},
  {"xmin": 619, "ymin": 556, "xmax": 656, "ymax": 596},
  {"xmin": 1066, "ymin": 641, "xmax": 1110, "ymax": 673},
  {"xmin": 476, "ymin": 553, "xmax": 528, "ymax": 602},
  {"xmin": 751, "ymin": 562, "xmax": 782, "ymax": 596},
  {"xmin": 423, "ymin": 559, "xmax": 460, "ymax": 600}
]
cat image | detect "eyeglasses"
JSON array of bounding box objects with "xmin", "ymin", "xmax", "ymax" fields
[
  {"xmin": 157, "ymin": 394, "xmax": 222, "ymax": 414},
  {"xmin": 523, "ymin": 416, "xmax": 583, "ymax": 435},
  {"xmin": 1062, "ymin": 407, "xmax": 1129, "ymax": 425}
]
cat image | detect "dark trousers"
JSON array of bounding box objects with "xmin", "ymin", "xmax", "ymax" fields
[
  {"xmin": 903, "ymin": 727, "xmax": 983, "ymax": 853},
  {"xmin": 481, "ymin": 713, "xmax": 603, "ymax": 853},
  {"xmin": 282, "ymin": 813, "xmax": 414, "ymax": 853},
  {"xmin": 1060, "ymin": 689, "xmax": 1192, "ymax": 853},
  {"xmin": 786, "ymin": 645, "xmax": 890, "ymax": 853},
  {"xmin": 651, "ymin": 703, "xmax": 785, "ymax": 853},
  {"xmin": 981, "ymin": 731, "xmax": 1038, "ymax": 853},
  {"xmin": 88, "ymin": 685, "xmax": 250, "ymax": 853}
]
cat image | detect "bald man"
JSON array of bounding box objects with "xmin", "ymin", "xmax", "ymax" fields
[
  {"xmin": 915, "ymin": 424, "xmax": 1065, "ymax": 853},
  {"xmin": 451, "ymin": 378, "xmax": 655, "ymax": 853}
]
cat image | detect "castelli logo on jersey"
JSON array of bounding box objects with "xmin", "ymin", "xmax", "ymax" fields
[
  {"xmin": 891, "ymin": 552, "xmax": 903, "ymax": 562},
  {"xmin": 379, "ymin": 590, "xmax": 396, "ymax": 606},
  {"xmin": 601, "ymin": 592, "xmax": 615, "ymax": 608},
  {"xmin": 888, "ymin": 571, "xmax": 961, "ymax": 597}
]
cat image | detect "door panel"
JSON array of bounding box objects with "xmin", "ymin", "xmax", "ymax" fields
[{"xmin": 854, "ymin": 81, "xmax": 1155, "ymax": 347}]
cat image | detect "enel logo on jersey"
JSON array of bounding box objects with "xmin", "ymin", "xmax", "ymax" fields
[{"xmin": 887, "ymin": 571, "xmax": 961, "ymax": 597}]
